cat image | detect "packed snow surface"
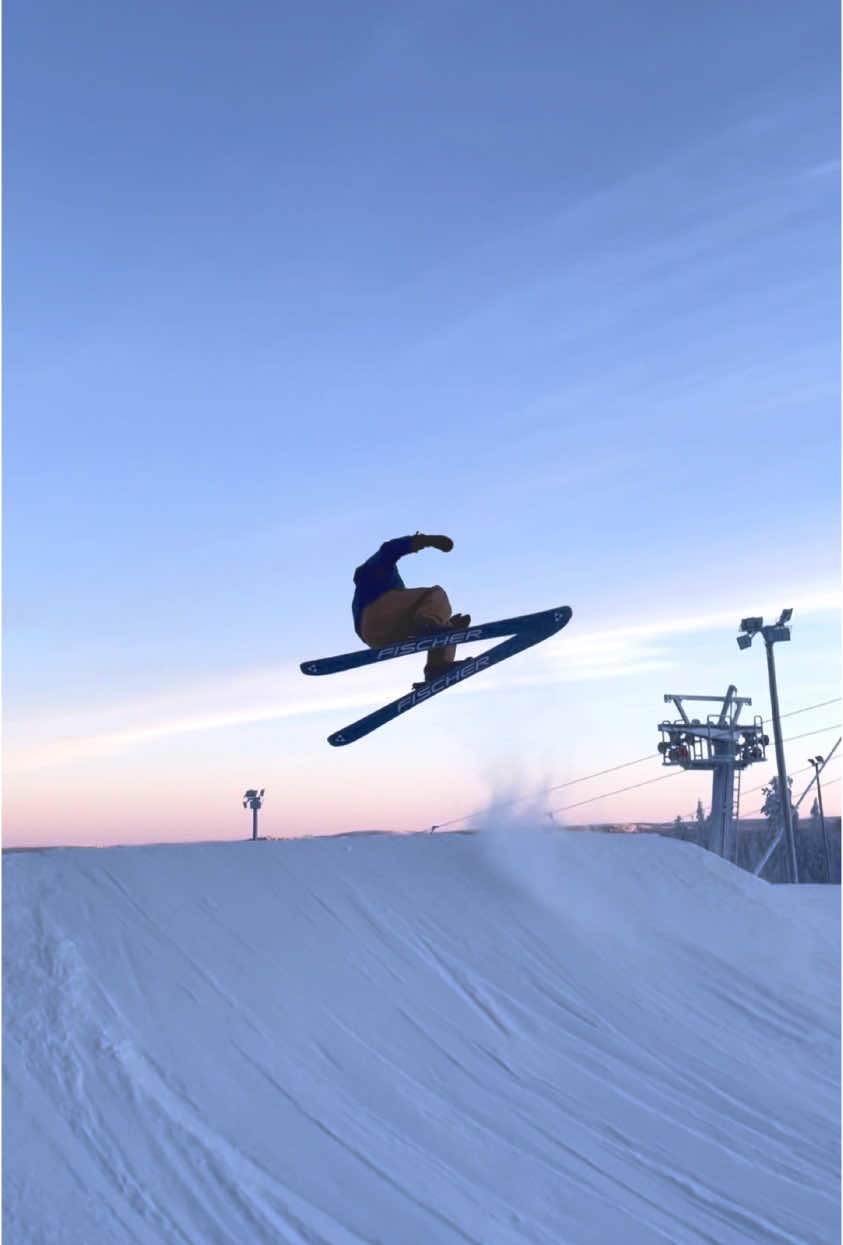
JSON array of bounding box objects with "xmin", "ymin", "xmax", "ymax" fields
[{"xmin": 3, "ymin": 829, "xmax": 839, "ymax": 1244}]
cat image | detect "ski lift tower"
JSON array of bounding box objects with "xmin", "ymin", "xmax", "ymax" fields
[
  {"xmin": 243, "ymin": 788, "xmax": 265, "ymax": 840},
  {"xmin": 657, "ymin": 686, "xmax": 769, "ymax": 862}
]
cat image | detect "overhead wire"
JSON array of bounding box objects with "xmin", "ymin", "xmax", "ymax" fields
[
  {"xmin": 775, "ymin": 698, "xmax": 840, "ymax": 721},
  {"xmin": 779, "ymin": 724, "xmax": 841, "ymax": 743},
  {"xmin": 539, "ymin": 717, "xmax": 841, "ymax": 820},
  {"xmin": 427, "ymin": 755, "xmax": 657, "ymax": 831},
  {"xmin": 742, "ymin": 750, "xmax": 841, "ymax": 798},
  {"xmin": 741, "ymin": 754, "xmax": 841, "ymax": 818},
  {"xmin": 549, "ymin": 771, "xmax": 683, "ymax": 816},
  {"xmin": 424, "ymin": 697, "xmax": 841, "ymax": 832}
]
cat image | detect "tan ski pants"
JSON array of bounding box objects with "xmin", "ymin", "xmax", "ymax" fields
[{"xmin": 359, "ymin": 585, "xmax": 456, "ymax": 667}]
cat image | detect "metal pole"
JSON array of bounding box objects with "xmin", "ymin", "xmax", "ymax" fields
[
  {"xmin": 810, "ymin": 760, "xmax": 829, "ymax": 883},
  {"xmin": 252, "ymin": 806, "xmax": 258, "ymax": 840},
  {"xmin": 795, "ymin": 739, "xmax": 841, "ymax": 809},
  {"xmin": 754, "ymin": 825, "xmax": 784, "ymax": 879},
  {"xmin": 765, "ymin": 639, "xmax": 798, "ymax": 883},
  {"xmin": 816, "ymin": 770, "xmax": 828, "ymax": 880}
]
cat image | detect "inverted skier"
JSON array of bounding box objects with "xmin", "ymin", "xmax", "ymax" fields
[{"xmin": 352, "ymin": 533, "xmax": 472, "ymax": 685}]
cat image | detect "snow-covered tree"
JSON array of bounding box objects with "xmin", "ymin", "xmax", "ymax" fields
[{"xmin": 761, "ymin": 775, "xmax": 798, "ymax": 831}]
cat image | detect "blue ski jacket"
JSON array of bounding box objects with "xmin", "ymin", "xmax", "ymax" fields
[{"xmin": 352, "ymin": 536, "xmax": 414, "ymax": 638}]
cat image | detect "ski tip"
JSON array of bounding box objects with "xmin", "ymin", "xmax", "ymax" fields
[{"xmin": 301, "ymin": 661, "xmax": 319, "ymax": 675}]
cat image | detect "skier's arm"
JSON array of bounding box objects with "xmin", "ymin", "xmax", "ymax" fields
[
  {"xmin": 410, "ymin": 532, "xmax": 453, "ymax": 553},
  {"xmin": 375, "ymin": 536, "xmax": 415, "ymax": 565},
  {"xmin": 360, "ymin": 534, "xmax": 454, "ymax": 583}
]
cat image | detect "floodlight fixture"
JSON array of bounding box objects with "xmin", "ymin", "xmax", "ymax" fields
[
  {"xmin": 737, "ymin": 633, "xmax": 753, "ymax": 650},
  {"xmin": 763, "ymin": 625, "xmax": 791, "ymax": 644},
  {"xmin": 243, "ymin": 787, "xmax": 266, "ymax": 839},
  {"xmin": 777, "ymin": 608, "xmax": 793, "ymax": 625},
  {"xmin": 740, "ymin": 617, "xmax": 763, "ymax": 635}
]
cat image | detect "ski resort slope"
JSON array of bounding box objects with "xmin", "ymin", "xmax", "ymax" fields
[{"xmin": 3, "ymin": 829, "xmax": 839, "ymax": 1245}]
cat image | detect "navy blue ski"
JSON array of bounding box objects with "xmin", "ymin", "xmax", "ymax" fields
[
  {"xmin": 300, "ymin": 605, "xmax": 572, "ymax": 746},
  {"xmin": 301, "ymin": 606, "xmax": 570, "ymax": 676}
]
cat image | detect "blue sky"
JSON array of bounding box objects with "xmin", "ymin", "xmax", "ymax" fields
[{"xmin": 4, "ymin": 0, "xmax": 840, "ymax": 844}]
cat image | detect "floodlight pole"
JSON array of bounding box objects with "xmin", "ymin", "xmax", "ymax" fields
[
  {"xmin": 812, "ymin": 761, "xmax": 826, "ymax": 839},
  {"xmin": 807, "ymin": 756, "xmax": 829, "ymax": 882},
  {"xmin": 762, "ymin": 633, "xmax": 798, "ymax": 883},
  {"xmin": 737, "ymin": 612, "xmax": 799, "ymax": 882},
  {"xmin": 795, "ymin": 740, "xmax": 840, "ymax": 810}
]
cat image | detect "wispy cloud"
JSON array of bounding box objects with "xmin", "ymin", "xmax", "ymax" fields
[{"xmin": 800, "ymin": 158, "xmax": 841, "ymax": 179}]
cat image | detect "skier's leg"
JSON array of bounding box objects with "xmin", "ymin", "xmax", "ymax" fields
[
  {"xmin": 359, "ymin": 589, "xmax": 433, "ymax": 647},
  {"xmin": 360, "ymin": 587, "xmax": 459, "ymax": 677},
  {"xmin": 408, "ymin": 586, "xmax": 452, "ymax": 634},
  {"xmin": 409, "ymin": 586, "xmax": 458, "ymax": 674}
]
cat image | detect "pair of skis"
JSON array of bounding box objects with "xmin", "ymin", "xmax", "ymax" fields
[{"xmin": 300, "ymin": 605, "xmax": 572, "ymax": 746}]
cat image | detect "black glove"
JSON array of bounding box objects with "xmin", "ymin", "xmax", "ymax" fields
[{"xmin": 412, "ymin": 532, "xmax": 453, "ymax": 553}]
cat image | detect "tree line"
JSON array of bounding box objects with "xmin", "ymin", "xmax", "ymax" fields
[{"xmin": 670, "ymin": 776, "xmax": 840, "ymax": 883}]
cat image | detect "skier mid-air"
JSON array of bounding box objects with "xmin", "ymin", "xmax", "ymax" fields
[
  {"xmin": 301, "ymin": 536, "xmax": 572, "ymax": 746},
  {"xmin": 352, "ymin": 533, "xmax": 471, "ymax": 686}
]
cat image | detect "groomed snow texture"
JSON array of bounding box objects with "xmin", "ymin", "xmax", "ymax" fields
[{"xmin": 4, "ymin": 829, "xmax": 840, "ymax": 1244}]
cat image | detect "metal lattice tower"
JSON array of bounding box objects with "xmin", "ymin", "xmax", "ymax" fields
[{"xmin": 657, "ymin": 685, "xmax": 769, "ymax": 862}]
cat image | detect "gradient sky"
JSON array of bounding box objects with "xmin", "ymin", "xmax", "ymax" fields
[{"xmin": 4, "ymin": 0, "xmax": 840, "ymax": 846}]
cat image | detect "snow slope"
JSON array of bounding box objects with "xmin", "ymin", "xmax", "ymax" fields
[{"xmin": 3, "ymin": 829, "xmax": 839, "ymax": 1244}]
